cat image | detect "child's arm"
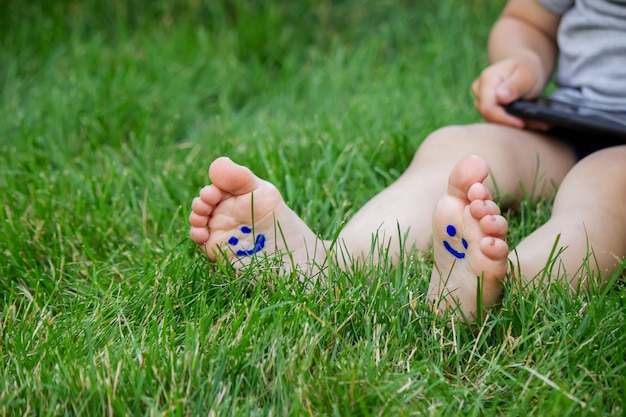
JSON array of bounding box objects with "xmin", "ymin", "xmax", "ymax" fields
[{"xmin": 472, "ymin": 0, "xmax": 561, "ymax": 128}]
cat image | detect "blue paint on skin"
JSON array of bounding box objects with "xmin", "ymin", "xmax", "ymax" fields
[
  {"xmin": 444, "ymin": 241, "xmax": 466, "ymax": 259},
  {"xmin": 228, "ymin": 225, "xmax": 266, "ymax": 256},
  {"xmin": 443, "ymin": 224, "xmax": 467, "ymax": 259},
  {"xmin": 236, "ymin": 234, "xmax": 266, "ymax": 256}
]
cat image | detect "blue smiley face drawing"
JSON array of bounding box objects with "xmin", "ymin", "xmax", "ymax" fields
[
  {"xmin": 443, "ymin": 224, "xmax": 468, "ymax": 259},
  {"xmin": 227, "ymin": 226, "xmax": 266, "ymax": 256}
]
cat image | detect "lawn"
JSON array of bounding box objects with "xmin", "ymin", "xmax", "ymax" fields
[{"xmin": 0, "ymin": 0, "xmax": 624, "ymax": 415}]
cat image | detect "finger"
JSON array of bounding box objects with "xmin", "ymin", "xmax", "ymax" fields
[
  {"xmin": 474, "ymin": 94, "xmax": 525, "ymax": 127},
  {"xmin": 471, "ymin": 79, "xmax": 480, "ymax": 98},
  {"xmin": 495, "ymin": 84, "xmax": 515, "ymax": 105},
  {"xmin": 487, "ymin": 107, "xmax": 526, "ymax": 128},
  {"xmin": 494, "ymin": 65, "xmax": 538, "ymax": 105},
  {"xmin": 474, "ymin": 67, "xmax": 521, "ymax": 117},
  {"xmin": 525, "ymin": 119, "xmax": 552, "ymax": 131},
  {"xmin": 474, "ymin": 66, "xmax": 530, "ymax": 127},
  {"xmin": 474, "ymin": 69, "xmax": 501, "ymax": 110}
]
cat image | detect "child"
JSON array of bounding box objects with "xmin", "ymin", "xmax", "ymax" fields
[{"xmin": 189, "ymin": 0, "xmax": 626, "ymax": 320}]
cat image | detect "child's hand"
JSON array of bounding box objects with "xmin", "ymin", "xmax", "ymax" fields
[{"xmin": 471, "ymin": 57, "xmax": 550, "ymax": 131}]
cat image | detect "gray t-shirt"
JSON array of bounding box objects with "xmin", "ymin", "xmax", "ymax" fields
[{"xmin": 538, "ymin": 0, "xmax": 626, "ymax": 111}]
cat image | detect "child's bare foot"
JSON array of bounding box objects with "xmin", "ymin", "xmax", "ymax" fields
[
  {"xmin": 189, "ymin": 157, "xmax": 326, "ymax": 275},
  {"xmin": 428, "ymin": 155, "xmax": 509, "ymax": 320}
]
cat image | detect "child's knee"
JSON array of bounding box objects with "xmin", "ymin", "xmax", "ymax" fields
[{"xmin": 416, "ymin": 124, "xmax": 482, "ymax": 160}]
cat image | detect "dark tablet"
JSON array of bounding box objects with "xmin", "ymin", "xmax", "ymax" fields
[{"xmin": 504, "ymin": 98, "xmax": 626, "ymax": 139}]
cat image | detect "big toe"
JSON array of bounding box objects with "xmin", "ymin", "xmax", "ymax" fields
[
  {"xmin": 447, "ymin": 155, "xmax": 490, "ymax": 201},
  {"xmin": 208, "ymin": 157, "xmax": 260, "ymax": 195}
]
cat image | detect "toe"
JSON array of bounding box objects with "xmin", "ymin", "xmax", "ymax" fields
[
  {"xmin": 189, "ymin": 211, "xmax": 209, "ymax": 227},
  {"xmin": 190, "ymin": 226, "xmax": 210, "ymax": 244},
  {"xmin": 447, "ymin": 155, "xmax": 489, "ymax": 200},
  {"xmin": 467, "ymin": 182, "xmax": 491, "ymax": 201},
  {"xmin": 480, "ymin": 236, "xmax": 508, "ymax": 260},
  {"xmin": 208, "ymin": 157, "xmax": 261, "ymax": 195},
  {"xmin": 469, "ymin": 199, "xmax": 501, "ymax": 219},
  {"xmin": 192, "ymin": 197, "xmax": 213, "ymax": 216},
  {"xmin": 479, "ymin": 214, "xmax": 508, "ymax": 238},
  {"xmin": 200, "ymin": 185, "xmax": 226, "ymax": 206}
]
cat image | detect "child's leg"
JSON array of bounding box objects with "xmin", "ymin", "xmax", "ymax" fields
[
  {"xmin": 189, "ymin": 123, "xmax": 576, "ymax": 274},
  {"xmin": 429, "ymin": 145, "xmax": 626, "ymax": 319},
  {"xmin": 512, "ymin": 145, "xmax": 626, "ymax": 288},
  {"xmin": 189, "ymin": 157, "xmax": 328, "ymax": 277},
  {"xmin": 428, "ymin": 155, "xmax": 509, "ymax": 319},
  {"xmin": 337, "ymin": 123, "xmax": 577, "ymax": 261}
]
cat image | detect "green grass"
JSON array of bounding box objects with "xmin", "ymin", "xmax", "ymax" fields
[{"xmin": 1, "ymin": 0, "xmax": 624, "ymax": 415}]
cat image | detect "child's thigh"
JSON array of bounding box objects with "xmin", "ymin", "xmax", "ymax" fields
[
  {"xmin": 555, "ymin": 145, "xmax": 626, "ymax": 205},
  {"xmin": 414, "ymin": 123, "xmax": 578, "ymax": 197},
  {"xmin": 519, "ymin": 145, "xmax": 626, "ymax": 283}
]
